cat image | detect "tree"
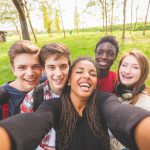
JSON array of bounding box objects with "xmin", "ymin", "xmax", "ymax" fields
[
  {"xmin": 122, "ymin": 0, "xmax": 127, "ymax": 39},
  {"xmin": 12, "ymin": 0, "xmax": 30, "ymax": 40},
  {"xmin": 41, "ymin": 2, "xmax": 53, "ymax": 37},
  {"xmin": 57, "ymin": 0, "xmax": 66, "ymax": 38},
  {"xmin": 55, "ymin": 9, "xmax": 61, "ymax": 34},
  {"xmin": 0, "ymin": 1, "xmax": 21, "ymax": 39},
  {"xmin": 110, "ymin": 0, "xmax": 115, "ymax": 32},
  {"xmin": 23, "ymin": 0, "xmax": 37, "ymax": 42},
  {"xmin": 133, "ymin": 5, "xmax": 138, "ymax": 31},
  {"xmin": 87, "ymin": 0, "xmax": 110, "ymax": 34},
  {"xmin": 143, "ymin": 0, "xmax": 150, "ymax": 36},
  {"xmin": 130, "ymin": 0, "xmax": 133, "ymax": 33},
  {"xmin": 74, "ymin": 2, "xmax": 80, "ymax": 33}
]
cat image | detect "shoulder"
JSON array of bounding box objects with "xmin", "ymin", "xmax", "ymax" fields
[
  {"xmin": 135, "ymin": 92, "xmax": 150, "ymax": 111},
  {"xmin": 109, "ymin": 71, "xmax": 117, "ymax": 78},
  {"xmin": 95, "ymin": 91, "xmax": 120, "ymax": 109},
  {"xmin": 36, "ymin": 97, "xmax": 62, "ymax": 114}
]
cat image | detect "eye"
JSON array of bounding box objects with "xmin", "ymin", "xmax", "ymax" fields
[
  {"xmin": 90, "ymin": 71, "xmax": 97, "ymax": 77},
  {"xmin": 60, "ymin": 64, "xmax": 68, "ymax": 70},
  {"xmin": 48, "ymin": 65, "xmax": 55, "ymax": 70},
  {"xmin": 132, "ymin": 66, "xmax": 140, "ymax": 69},
  {"xmin": 97, "ymin": 50, "xmax": 104, "ymax": 55},
  {"xmin": 107, "ymin": 51, "xmax": 115, "ymax": 57},
  {"xmin": 76, "ymin": 69, "xmax": 83, "ymax": 74},
  {"xmin": 76, "ymin": 71, "xmax": 82, "ymax": 74},
  {"xmin": 33, "ymin": 65, "xmax": 41, "ymax": 69},
  {"xmin": 17, "ymin": 66, "xmax": 26, "ymax": 70},
  {"xmin": 121, "ymin": 64, "xmax": 127, "ymax": 67}
]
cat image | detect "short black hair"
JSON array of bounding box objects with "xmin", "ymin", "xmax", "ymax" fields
[{"xmin": 94, "ymin": 36, "xmax": 119, "ymax": 57}]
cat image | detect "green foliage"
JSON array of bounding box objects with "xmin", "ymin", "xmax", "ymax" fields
[
  {"xmin": 0, "ymin": 31, "xmax": 150, "ymax": 87},
  {"xmin": 55, "ymin": 9, "xmax": 61, "ymax": 34},
  {"xmin": 41, "ymin": 3, "xmax": 53, "ymax": 36}
]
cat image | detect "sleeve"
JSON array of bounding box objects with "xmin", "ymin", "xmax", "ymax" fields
[
  {"xmin": 97, "ymin": 92, "xmax": 150, "ymax": 150},
  {"xmin": 0, "ymin": 99, "xmax": 61, "ymax": 150},
  {"xmin": 20, "ymin": 89, "xmax": 34, "ymax": 113}
]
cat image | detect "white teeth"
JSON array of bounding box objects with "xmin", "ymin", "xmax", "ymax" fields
[
  {"xmin": 79, "ymin": 83, "xmax": 90, "ymax": 88},
  {"xmin": 99, "ymin": 62, "xmax": 107, "ymax": 65}
]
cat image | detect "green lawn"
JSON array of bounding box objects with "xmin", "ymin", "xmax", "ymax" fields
[{"xmin": 0, "ymin": 31, "xmax": 150, "ymax": 86}]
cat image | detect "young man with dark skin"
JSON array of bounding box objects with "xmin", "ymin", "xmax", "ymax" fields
[{"xmin": 95, "ymin": 36, "xmax": 119, "ymax": 93}]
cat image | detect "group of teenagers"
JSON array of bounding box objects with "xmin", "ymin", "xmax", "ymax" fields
[{"xmin": 0, "ymin": 36, "xmax": 150, "ymax": 150}]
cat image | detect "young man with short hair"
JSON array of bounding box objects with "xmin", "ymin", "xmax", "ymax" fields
[
  {"xmin": 0, "ymin": 40, "xmax": 42, "ymax": 119},
  {"xmin": 95, "ymin": 36, "xmax": 119, "ymax": 93},
  {"xmin": 20, "ymin": 43, "xmax": 71, "ymax": 150}
]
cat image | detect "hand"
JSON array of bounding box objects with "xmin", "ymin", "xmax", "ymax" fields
[{"xmin": 135, "ymin": 116, "xmax": 150, "ymax": 150}]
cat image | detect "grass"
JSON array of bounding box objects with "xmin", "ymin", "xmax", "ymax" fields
[{"xmin": 0, "ymin": 31, "xmax": 150, "ymax": 86}]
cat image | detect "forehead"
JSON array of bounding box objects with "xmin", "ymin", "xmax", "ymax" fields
[
  {"xmin": 74, "ymin": 60, "xmax": 96, "ymax": 70},
  {"xmin": 45, "ymin": 54, "xmax": 69, "ymax": 65},
  {"xmin": 122, "ymin": 55, "xmax": 139, "ymax": 65},
  {"xmin": 13, "ymin": 53, "xmax": 40, "ymax": 65},
  {"xmin": 97, "ymin": 42, "xmax": 116, "ymax": 52}
]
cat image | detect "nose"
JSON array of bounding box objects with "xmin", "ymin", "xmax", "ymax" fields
[
  {"xmin": 83, "ymin": 72, "xmax": 90, "ymax": 79},
  {"xmin": 123, "ymin": 66, "xmax": 131, "ymax": 74},
  {"xmin": 26, "ymin": 68, "xmax": 34, "ymax": 76},
  {"xmin": 55, "ymin": 68, "xmax": 62, "ymax": 77}
]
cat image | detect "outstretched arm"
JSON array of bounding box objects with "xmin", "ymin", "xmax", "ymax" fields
[
  {"xmin": 1, "ymin": 116, "xmax": 150, "ymax": 150},
  {"xmin": 98, "ymin": 92, "xmax": 150, "ymax": 149},
  {"xmin": 0, "ymin": 100, "xmax": 60, "ymax": 150}
]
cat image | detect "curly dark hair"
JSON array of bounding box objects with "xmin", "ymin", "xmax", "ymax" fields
[{"xmin": 57, "ymin": 56, "xmax": 110, "ymax": 150}]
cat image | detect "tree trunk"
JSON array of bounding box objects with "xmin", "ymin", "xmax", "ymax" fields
[
  {"xmin": 12, "ymin": 20, "xmax": 21, "ymax": 39},
  {"xmin": 12, "ymin": 0, "xmax": 30, "ymax": 40},
  {"xmin": 122, "ymin": 0, "xmax": 127, "ymax": 39},
  {"xmin": 143, "ymin": 0, "xmax": 150, "ymax": 36},
  {"xmin": 23, "ymin": 0, "xmax": 37, "ymax": 42},
  {"xmin": 130, "ymin": 0, "xmax": 133, "ymax": 33},
  {"xmin": 104, "ymin": 0, "xmax": 108, "ymax": 35},
  {"xmin": 58, "ymin": 0, "xmax": 66, "ymax": 38},
  {"xmin": 134, "ymin": 6, "xmax": 138, "ymax": 31},
  {"xmin": 110, "ymin": 0, "xmax": 114, "ymax": 32}
]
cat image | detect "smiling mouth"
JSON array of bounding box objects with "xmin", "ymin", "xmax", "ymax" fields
[
  {"xmin": 79, "ymin": 83, "xmax": 91, "ymax": 91},
  {"xmin": 24, "ymin": 78, "xmax": 37, "ymax": 83},
  {"xmin": 122, "ymin": 74, "xmax": 133, "ymax": 79},
  {"xmin": 53, "ymin": 78, "xmax": 64, "ymax": 84}
]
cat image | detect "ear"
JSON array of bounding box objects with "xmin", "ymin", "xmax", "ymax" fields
[
  {"xmin": 68, "ymin": 80, "xmax": 71, "ymax": 86},
  {"xmin": 11, "ymin": 66, "xmax": 17, "ymax": 76}
]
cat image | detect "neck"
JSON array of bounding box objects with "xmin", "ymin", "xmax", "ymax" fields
[
  {"xmin": 70, "ymin": 94, "xmax": 87, "ymax": 116},
  {"xmin": 9, "ymin": 80, "xmax": 30, "ymax": 92},
  {"xmin": 99, "ymin": 69, "xmax": 109, "ymax": 78}
]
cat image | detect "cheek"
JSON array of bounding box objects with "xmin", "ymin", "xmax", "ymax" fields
[{"xmin": 135, "ymin": 70, "xmax": 141, "ymax": 80}]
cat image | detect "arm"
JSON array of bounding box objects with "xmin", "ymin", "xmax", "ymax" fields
[
  {"xmin": 0, "ymin": 100, "xmax": 61, "ymax": 150},
  {"xmin": 97, "ymin": 92, "xmax": 150, "ymax": 150}
]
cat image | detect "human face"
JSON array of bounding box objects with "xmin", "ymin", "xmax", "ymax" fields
[
  {"xmin": 119, "ymin": 55, "xmax": 141, "ymax": 87},
  {"xmin": 45, "ymin": 55, "xmax": 69, "ymax": 95},
  {"xmin": 12, "ymin": 53, "xmax": 42, "ymax": 92},
  {"xmin": 69, "ymin": 60, "xmax": 97, "ymax": 102},
  {"xmin": 95, "ymin": 42, "xmax": 116, "ymax": 71}
]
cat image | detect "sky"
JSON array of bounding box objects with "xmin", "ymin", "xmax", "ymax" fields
[{"xmin": 0, "ymin": 0, "xmax": 150, "ymax": 31}]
